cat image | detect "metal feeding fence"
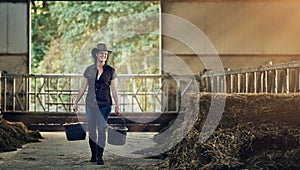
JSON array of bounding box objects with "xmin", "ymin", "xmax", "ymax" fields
[
  {"xmin": 0, "ymin": 73, "xmax": 186, "ymax": 113},
  {"xmin": 199, "ymin": 61, "xmax": 300, "ymax": 94},
  {"xmin": 1, "ymin": 61, "xmax": 300, "ymax": 113},
  {"xmin": 0, "ymin": 73, "xmax": 185, "ymax": 131},
  {"xmin": 1, "ymin": 61, "xmax": 299, "ymax": 131}
]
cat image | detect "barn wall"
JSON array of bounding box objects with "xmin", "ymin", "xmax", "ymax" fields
[
  {"xmin": 0, "ymin": 2, "xmax": 28, "ymax": 75},
  {"xmin": 162, "ymin": 0, "xmax": 300, "ymax": 74}
]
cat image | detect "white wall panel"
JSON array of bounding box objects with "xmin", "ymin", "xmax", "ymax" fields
[
  {"xmin": 7, "ymin": 3, "xmax": 27, "ymax": 54},
  {"xmin": 0, "ymin": 3, "xmax": 8, "ymax": 53}
]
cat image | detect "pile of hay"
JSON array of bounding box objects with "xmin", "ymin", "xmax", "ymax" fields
[
  {"xmin": 0, "ymin": 117, "xmax": 43, "ymax": 152},
  {"xmin": 159, "ymin": 93, "xmax": 300, "ymax": 169}
]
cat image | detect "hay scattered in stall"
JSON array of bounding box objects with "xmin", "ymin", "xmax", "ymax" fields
[
  {"xmin": 0, "ymin": 117, "xmax": 43, "ymax": 152},
  {"xmin": 155, "ymin": 93, "xmax": 300, "ymax": 169}
]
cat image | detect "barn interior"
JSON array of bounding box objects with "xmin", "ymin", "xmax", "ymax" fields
[{"xmin": 0, "ymin": 0, "xmax": 300, "ymax": 169}]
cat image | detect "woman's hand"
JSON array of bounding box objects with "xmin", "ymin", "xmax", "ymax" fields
[
  {"xmin": 115, "ymin": 105, "xmax": 120, "ymax": 115},
  {"xmin": 73, "ymin": 78, "xmax": 88, "ymax": 113},
  {"xmin": 73, "ymin": 103, "xmax": 79, "ymax": 112}
]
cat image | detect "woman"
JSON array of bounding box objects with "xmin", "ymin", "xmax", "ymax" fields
[{"xmin": 73, "ymin": 43, "xmax": 120, "ymax": 165}]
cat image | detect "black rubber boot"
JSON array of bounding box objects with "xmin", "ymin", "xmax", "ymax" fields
[
  {"xmin": 88, "ymin": 138, "xmax": 97, "ymax": 162},
  {"xmin": 96, "ymin": 146, "xmax": 104, "ymax": 165}
]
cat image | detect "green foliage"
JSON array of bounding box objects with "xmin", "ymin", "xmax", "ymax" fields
[
  {"xmin": 31, "ymin": 1, "xmax": 59, "ymax": 73},
  {"xmin": 31, "ymin": 1, "xmax": 160, "ymax": 74}
]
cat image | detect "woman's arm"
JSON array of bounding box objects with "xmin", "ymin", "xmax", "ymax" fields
[
  {"xmin": 111, "ymin": 79, "xmax": 120, "ymax": 115},
  {"xmin": 73, "ymin": 77, "xmax": 88, "ymax": 112}
]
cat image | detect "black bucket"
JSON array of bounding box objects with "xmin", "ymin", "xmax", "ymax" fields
[
  {"xmin": 63, "ymin": 122, "xmax": 87, "ymax": 141},
  {"xmin": 107, "ymin": 124, "xmax": 128, "ymax": 145}
]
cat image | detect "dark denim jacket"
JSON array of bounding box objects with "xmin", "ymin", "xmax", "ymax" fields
[{"xmin": 83, "ymin": 64, "xmax": 116, "ymax": 108}]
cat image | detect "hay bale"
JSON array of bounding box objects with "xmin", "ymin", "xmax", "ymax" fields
[
  {"xmin": 0, "ymin": 118, "xmax": 43, "ymax": 152},
  {"xmin": 161, "ymin": 93, "xmax": 300, "ymax": 169}
]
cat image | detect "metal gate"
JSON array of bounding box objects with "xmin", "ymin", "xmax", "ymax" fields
[
  {"xmin": 0, "ymin": 73, "xmax": 189, "ymax": 131},
  {"xmin": 1, "ymin": 61, "xmax": 300, "ymax": 131}
]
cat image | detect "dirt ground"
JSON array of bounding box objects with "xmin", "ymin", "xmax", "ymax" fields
[{"xmin": 0, "ymin": 132, "xmax": 166, "ymax": 170}]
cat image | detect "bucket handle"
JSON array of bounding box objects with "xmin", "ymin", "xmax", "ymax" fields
[
  {"xmin": 109, "ymin": 114, "xmax": 126, "ymax": 127},
  {"xmin": 64, "ymin": 111, "xmax": 77, "ymax": 124}
]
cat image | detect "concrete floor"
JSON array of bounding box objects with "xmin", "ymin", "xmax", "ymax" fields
[{"xmin": 0, "ymin": 132, "xmax": 166, "ymax": 170}]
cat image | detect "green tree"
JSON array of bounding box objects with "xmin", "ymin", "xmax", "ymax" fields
[
  {"xmin": 31, "ymin": 1, "xmax": 160, "ymax": 74},
  {"xmin": 31, "ymin": 1, "xmax": 60, "ymax": 73}
]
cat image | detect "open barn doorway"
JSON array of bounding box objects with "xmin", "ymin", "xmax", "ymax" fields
[{"xmin": 30, "ymin": 1, "xmax": 161, "ymax": 75}]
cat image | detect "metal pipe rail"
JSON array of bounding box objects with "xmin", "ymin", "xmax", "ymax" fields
[
  {"xmin": 200, "ymin": 61, "xmax": 300, "ymax": 93},
  {"xmin": 0, "ymin": 73, "xmax": 187, "ymax": 113},
  {"xmin": 1, "ymin": 61, "xmax": 299, "ymax": 113}
]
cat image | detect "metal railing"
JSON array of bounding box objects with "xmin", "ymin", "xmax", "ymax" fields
[
  {"xmin": 0, "ymin": 73, "xmax": 191, "ymax": 113},
  {"xmin": 200, "ymin": 61, "xmax": 300, "ymax": 93},
  {"xmin": 1, "ymin": 61, "xmax": 300, "ymax": 114}
]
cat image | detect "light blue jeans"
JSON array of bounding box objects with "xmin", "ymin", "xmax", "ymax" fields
[{"xmin": 86, "ymin": 105, "xmax": 111, "ymax": 148}]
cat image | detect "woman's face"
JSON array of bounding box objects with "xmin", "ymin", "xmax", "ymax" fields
[{"xmin": 96, "ymin": 51, "xmax": 108, "ymax": 64}]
